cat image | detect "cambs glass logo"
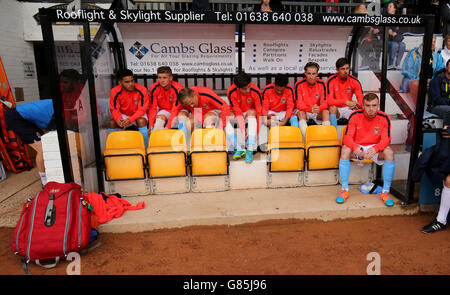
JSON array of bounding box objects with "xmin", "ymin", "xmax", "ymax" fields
[{"xmin": 129, "ymin": 41, "xmax": 149, "ymax": 60}]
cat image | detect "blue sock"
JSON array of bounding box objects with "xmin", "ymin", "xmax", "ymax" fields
[
  {"xmin": 138, "ymin": 126, "xmax": 149, "ymax": 148},
  {"xmin": 289, "ymin": 116, "xmax": 299, "ymax": 128},
  {"xmin": 330, "ymin": 114, "xmax": 338, "ymax": 129},
  {"xmin": 178, "ymin": 121, "xmax": 188, "ymax": 141},
  {"xmin": 108, "ymin": 128, "xmax": 118, "ymax": 135},
  {"xmin": 382, "ymin": 161, "xmax": 395, "ymax": 192},
  {"xmin": 339, "ymin": 159, "xmax": 351, "ymax": 190}
]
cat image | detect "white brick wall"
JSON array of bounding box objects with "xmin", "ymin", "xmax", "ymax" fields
[
  {"xmin": 0, "ymin": 0, "xmax": 40, "ymax": 103},
  {"xmin": 41, "ymin": 131, "xmax": 83, "ymax": 185}
]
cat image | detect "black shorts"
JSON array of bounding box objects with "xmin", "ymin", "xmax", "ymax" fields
[{"xmin": 4, "ymin": 108, "xmax": 44, "ymax": 144}]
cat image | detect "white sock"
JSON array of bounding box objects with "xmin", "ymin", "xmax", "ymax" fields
[
  {"xmin": 154, "ymin": 118, "xmax": 165, "ymax": 130},
  {"xmin": 322, "ymin": 121, "xmax": 330, "ymax": 125},
  {"xmin": 299, "ymin": 119, "xmax": 308, "ymax": 138},
  {"xmin": 437, "ymin": 184, "xmax": 450, "ymax": 225},
  {"xmin": 247, "ymin": 117, "xmax": 257, "ymax": 150},
  {"xmin": 39, "ymin": 172, "xmax": 47, "ymax": 186}
]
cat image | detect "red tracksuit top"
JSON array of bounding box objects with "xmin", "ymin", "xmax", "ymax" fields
[
  {"xmin": 262, "ymin": 83, "xmax": 295, "ymax": 119},
  {"xmin": 294, "ymin": 78, "xmax": 328, "ymax": 112},
  {"xmin": 168, "ymin": 86, "xmax": 230, "ymax": 129},
  {"xmin": 227, "ymin": 83, "xmax": 263, "ymax": 117},
  {"xmin": 343, "ymin": 110, "xmax": 392, "ymax": 153},
  {"xmin": 109, "ymin": 83, "xmax": 149, "ymax": 123},
  {"xmin": 326, "ymin": 74, "xmax": 364, "ymax": 107},
  {"xmin": 148, "ymin": 81, "xmax": 183, "ymax": 127}
]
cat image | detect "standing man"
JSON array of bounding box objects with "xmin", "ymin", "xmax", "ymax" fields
[
  {"xmin": 226, "ymin": 72, "xmax": 262, "ymax": 163},
  {"xmin": 294, "ymin": 62, "xmax": 331, "ymax": 139},
  {"xmin": 148, "ymin": 66, "xmax": 184, "ymax": 132},
  {"xmin": 108, "ymin": 69, "xmax": 150, "ymax": 147},
  {"xmin": 327, "ymin": 57, "xmax": 364, "ymax": 130},
  {"xmin": 337, "ymin": 93, "xmax": 396, "ymax": 207}
]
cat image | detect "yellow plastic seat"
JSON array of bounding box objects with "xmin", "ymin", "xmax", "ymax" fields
[
  {"xmin": 190, "ymin": 128, "xmax": 228, "ymax": 176},
  {"xmin": 267, "ymin": 126, "xmax": 305, "ymax": 172},
  {"xmin": 341, "ymin": 125, "xmax": 373, "ymax": 164},
  {"xmin": 147, "ymin": 129, "xmax": 187, "ymax": 178},
  {"xmin": 305, "ymin": 125, "xmax": 341, "ymax": 170},
  {"xmin": 103, "ymin": 131, "xmax": 146, "ymax": 180}
]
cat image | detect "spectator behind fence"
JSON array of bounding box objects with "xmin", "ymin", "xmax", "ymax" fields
[
  {"xmin": 356, "ymin": 3, "xmax": 382, "ymax": 72},
  {"xmin": 440, "ymin": 34, "xmax": 450, "ymax": 66},
  {"xmin": 428, "ymin": 59, "xmax": 450, "ymax": 124},
  {"xmin": 254, "ymin": 0, "xmax": 282, "ymax": 12},
  {"xmin": 400, "ymin": 36, "xmax": 444, "ymax": 105},
  {"xmin": 441, "ymin": 0, "xmax": 450, "ymax": 37},
  {"xmin": 386, "ymin": 1, "xmax": 406, "ymax": 70}
]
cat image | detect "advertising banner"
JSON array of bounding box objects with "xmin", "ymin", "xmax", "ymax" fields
[
  {"xmin": 119, "ymin": 23, "xmax": 236, "ymax": 74},
  {"xmin": 244, "ymin": 25, "xmax": 353, "ymax": 74}
]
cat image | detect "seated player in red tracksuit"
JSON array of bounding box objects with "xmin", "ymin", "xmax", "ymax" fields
[
  {"xmin": 337, "ymin": 93, "xmax": 396, "ymax": 207},
  {"xmin": 262, "ymin": 73, "xmax": 295, "ymax": 130},
  {"xmin": 168, "ymin": 86, "xmax": 231, "ymax": 147},
  {"xmin": 148, "ymin": 66, "xmax": 183, "ymax": 132},
  {"xmin": 108, "ymin": 69, "xmax": 150, "ymax": 147},
  {"xmin": 326, "ymin": 57, "xmax": 364, "ymax": 130},
  {"xmin": 294, "ymin": 62, "xmax": 331, "ymax": 139},
  {"xmin": 226, "ymin": 72, "xmax": 263, "ymax": 163}
]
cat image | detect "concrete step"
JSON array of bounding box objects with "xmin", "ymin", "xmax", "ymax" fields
[{"xmin": 97, "ymin": 185, "xmax": 418, "ymax": 233}]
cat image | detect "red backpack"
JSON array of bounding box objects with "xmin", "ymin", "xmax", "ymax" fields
[{"xmin": 12, "ymin": 182, "xmax": 93, "ymax": 269}]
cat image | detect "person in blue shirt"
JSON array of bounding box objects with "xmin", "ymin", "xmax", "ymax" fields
[
  {"xmin": 4, "ymin": 99, "xmax": 54, "ymax": 186},
  {"xmin": 400, "ymin": 36, "xmax": 444, "ymax": 107}
]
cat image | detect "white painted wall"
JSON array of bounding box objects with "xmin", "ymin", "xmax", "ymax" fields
[{"xmin": 0, "ymin": 0, "xmax": 40, "ymax": 103}]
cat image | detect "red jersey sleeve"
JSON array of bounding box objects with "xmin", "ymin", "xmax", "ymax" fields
[
  {"xmin": 317, "ymin": 80, "xmax": 328, "ymax": 111},
  {"xmin": 109, "ymin": 85, "xmax": 123, "ymax": 122},
  {"xmin": 227, "ymin": 85, "xmax": 244, "ymax": 118},
  {"xmin": 285, "ymin": 85, "xmax": 295, "ymax": 118},
  {"xmin": 127, "ymin": 84, "xmax": 149, "ymax": 123},
  {"xmin": 373, "ymin": 113, "xmax": 392, "ymax": 153},
  {"xmin": 148, "ymin": 83, "xmax": 159, "ymax": 127},
  {"xmin": 250, "ymin": 87, "xmax": 263, "ymax": 116},
  {"xmin": 262, "ymin": 85, "xmax": 271, "ymax": 115},
  {"xmin": 349, "ymin": 75, "xmax": 364, "ymax": 107},
  {"xmin": 343, "ymin": 111, "xmax": 362, "ymax": 151}
]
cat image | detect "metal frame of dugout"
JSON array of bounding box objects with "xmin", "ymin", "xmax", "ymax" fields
[{"xmin": 38, "ymin": 1, "xmax": 434, "ymax": 204}]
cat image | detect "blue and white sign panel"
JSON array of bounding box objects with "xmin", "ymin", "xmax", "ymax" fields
[
  {"xmin": 119, "ymin": 23, "xmax": 236, "ymax": 74},
  {"xmin": 244, "ymin": 25, "xmax": 353, "ymax": 74}
]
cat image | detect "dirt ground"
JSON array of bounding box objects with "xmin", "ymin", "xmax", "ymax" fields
[{"xmin": 0, "ymin": 213, "xmax": 449, "ymax": 276}]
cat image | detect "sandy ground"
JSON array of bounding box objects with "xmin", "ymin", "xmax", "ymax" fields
[{"xmin": 1, "ymin": 214, "xmax": 449, "ymax": 276}]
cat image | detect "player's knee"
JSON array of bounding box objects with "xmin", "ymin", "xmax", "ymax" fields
[
  {"xmin": 247, "ymin": 109, "xmax": 256, "ymax": 117},
  {"xmin": 156, "ymin": 115, "xmax": 167, "ymax": 122},
  {"xmin": 340, "ymin": 145, "xmax": 352, "ymax": 159},
  {"xmin": 136, "ymin": 117, "xmax": 148, "ymax": 128},
  {"xmin": 329, "ymin": 105, "xmax": 337, "ymax": 114},
  {"xmin": 109, "ymin": 119, "xmax": 118, "ymax": 129},
  {"xmin": 298, "ymin": 111, "xmax": 306, "ymax": 120},
  {"xmin": 383, "ymin": 148, "xmax": 394, "ymax": 161}
]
